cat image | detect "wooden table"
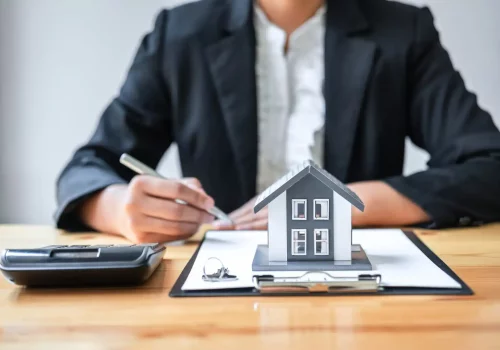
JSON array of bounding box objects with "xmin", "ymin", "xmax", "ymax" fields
[{"xmin": 0, "ymin": 224, "xmax": 499, "ymax": 350}]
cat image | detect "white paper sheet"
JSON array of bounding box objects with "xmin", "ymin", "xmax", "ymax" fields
[{"xmin": 181, "ymin": 229, "xmax": 461, "ymax": 291}]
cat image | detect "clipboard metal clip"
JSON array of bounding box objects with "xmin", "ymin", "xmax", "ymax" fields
[{"xmin": 253, "ymin": 272, "xmax": 383, "ymax": 294}]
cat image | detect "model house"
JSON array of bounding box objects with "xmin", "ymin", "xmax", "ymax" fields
[{"xmin": 252, "ymin": 160, "xmax": 372, "ymax": 271}]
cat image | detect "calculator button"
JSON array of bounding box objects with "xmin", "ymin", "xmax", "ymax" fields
[{"xmin": 68, "ymin": 245, "xmax": 90, "ymax": 248}]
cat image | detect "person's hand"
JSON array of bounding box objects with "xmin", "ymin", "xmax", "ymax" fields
[
  {"xmin": 117, "ymin": 176, "xmax": 216, "ymax": 242},
  {"xmin": 213, "ymin": 196, "xmax": 268, "ymax": 230},
  {"xmin": 348, "ymin": 181, "xmax": 430, "ymax": 227},
  {"xmin": 80, "ymin": 176, "xmax": 215, "ymax": 243}
]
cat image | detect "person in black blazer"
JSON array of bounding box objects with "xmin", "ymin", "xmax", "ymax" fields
[{"xmin": 55, "ymin": 0, "xmax": 500, "ymax": 243}]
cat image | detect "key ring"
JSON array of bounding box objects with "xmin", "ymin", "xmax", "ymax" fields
[{"xmin": 202, "ymin": 257, "xmax": 238, "ymax": 282}]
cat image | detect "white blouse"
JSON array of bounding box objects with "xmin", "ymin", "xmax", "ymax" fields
[{"xmin": 255, "ymin": 5, "xmax": 326, "ymax": 193}]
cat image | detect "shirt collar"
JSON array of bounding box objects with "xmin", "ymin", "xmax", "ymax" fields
[
  {"xmin": 254, "ymin": 3, "xmax": 326, "ymax": 52},
  {"xmin": 254, "ymin": 3, "xmax": 326, "ymax": 29}
]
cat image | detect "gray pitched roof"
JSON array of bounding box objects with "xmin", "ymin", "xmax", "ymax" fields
[{"xmin": 254, "ymin": 160, "xmax": 365, "ymax": 213}]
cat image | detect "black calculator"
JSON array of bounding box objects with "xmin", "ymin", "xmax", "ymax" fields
[{"xmin": 0, "ymin": 243, "xmax": 166, "ymax": 287}]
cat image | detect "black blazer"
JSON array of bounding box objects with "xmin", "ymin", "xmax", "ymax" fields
[{"xmin": 55, "ymin": 0, "xmax": 500, "ymax": 230}]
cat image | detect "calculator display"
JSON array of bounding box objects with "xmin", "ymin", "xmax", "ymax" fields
[{"xmin": 52, "ymin": 250, "xmax": 99, "ymax": 258}]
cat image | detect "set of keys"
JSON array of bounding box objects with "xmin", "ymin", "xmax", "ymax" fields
[{"xmin": 202, "ymin": 257, "xmax": 238, "ymax": 282}]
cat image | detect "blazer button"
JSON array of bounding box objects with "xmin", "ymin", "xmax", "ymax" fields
[{"xmin": 458, "ymin": 216, "xmax": 471, "ymax": 226}]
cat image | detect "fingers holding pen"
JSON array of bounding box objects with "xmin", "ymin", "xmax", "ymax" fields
[
  {"xmin": 127, "ymin": 192, "xmax": 214, "ymax": 224},
  {"xmin": 130, "ymin": 175, "xmax": 215, "ymax": 211}
]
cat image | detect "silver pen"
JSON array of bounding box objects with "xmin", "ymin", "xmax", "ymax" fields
[{"xmin": 119, "ymin": 153, "xmax": 233, "ymax": 223}]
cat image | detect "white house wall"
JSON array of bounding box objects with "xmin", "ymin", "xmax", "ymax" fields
[
  {"xmin": 333, "ymin": 191, "xmax": 352, "ymax": 262},
  {"xmin": 268, "ymin": 191, "xmax": 287, "ymax": 263}
]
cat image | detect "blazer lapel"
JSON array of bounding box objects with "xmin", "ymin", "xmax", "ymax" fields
[
  {"xmin": 324, "ymin": 0, "xmax": 377, "ymax": 182},
  {"xmin": 205, "ymin": 0, "xmax": 257, "ymax": 200}
]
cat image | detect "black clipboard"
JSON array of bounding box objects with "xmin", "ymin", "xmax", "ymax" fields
[{"xmin": 169, "ymin": 230, "xmax": 473, "ymax": 297}]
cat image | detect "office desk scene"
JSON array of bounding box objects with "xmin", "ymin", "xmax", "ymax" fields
[
  {"xmin": 1, "ymin": 224, "xmax": 500, "ymax": 349},
  {"xmin": 1, "ymin": 0, "xmax": 500, "ymax": 349}
]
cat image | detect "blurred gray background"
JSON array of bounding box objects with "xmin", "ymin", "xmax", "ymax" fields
[{"xmin": 0, "ymin": 0, "xmax": 499, "ymax": 224}]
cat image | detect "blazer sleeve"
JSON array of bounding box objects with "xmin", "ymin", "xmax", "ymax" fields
[
  {"xmin": 54, "ymin": 10, "xmax": 172, "ymax": 231},
  {"xmin": 384, "ymin": 7, "xmax": 500, "ymax": 228}
]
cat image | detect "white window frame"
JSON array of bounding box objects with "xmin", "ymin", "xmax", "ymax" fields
[
  {"xmin": 291, "ymin": 199, "xmax": 307, "ymax": 220},
  {"xmin": 314, "ymin": 229, "xmax": 329, "ymax": 255},
  {"xmin": 291, "ymin": 229, "xmax": 307, "ymax": 256},
  {"xmin": 313, "ymin": 199, "xmax": 329, "ymax": 220}
]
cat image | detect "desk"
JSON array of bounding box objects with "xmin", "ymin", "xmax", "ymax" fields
[{"xmin": 0, "ymin": 224, "xmax": 499, "ymax": 350}]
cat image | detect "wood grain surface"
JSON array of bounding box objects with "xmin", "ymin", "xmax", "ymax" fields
[{"xmin": 0, "ymin": 224, "xmax": 499, "ymax": 350}]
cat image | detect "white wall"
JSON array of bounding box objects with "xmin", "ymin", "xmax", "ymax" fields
[
  {"xmin": 0, "ymin": 0, "xmax": 188, "ymax": 224},
  {"xmin": 0, "ymin": 0, "xmax": 499, "ymax": 224}
]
